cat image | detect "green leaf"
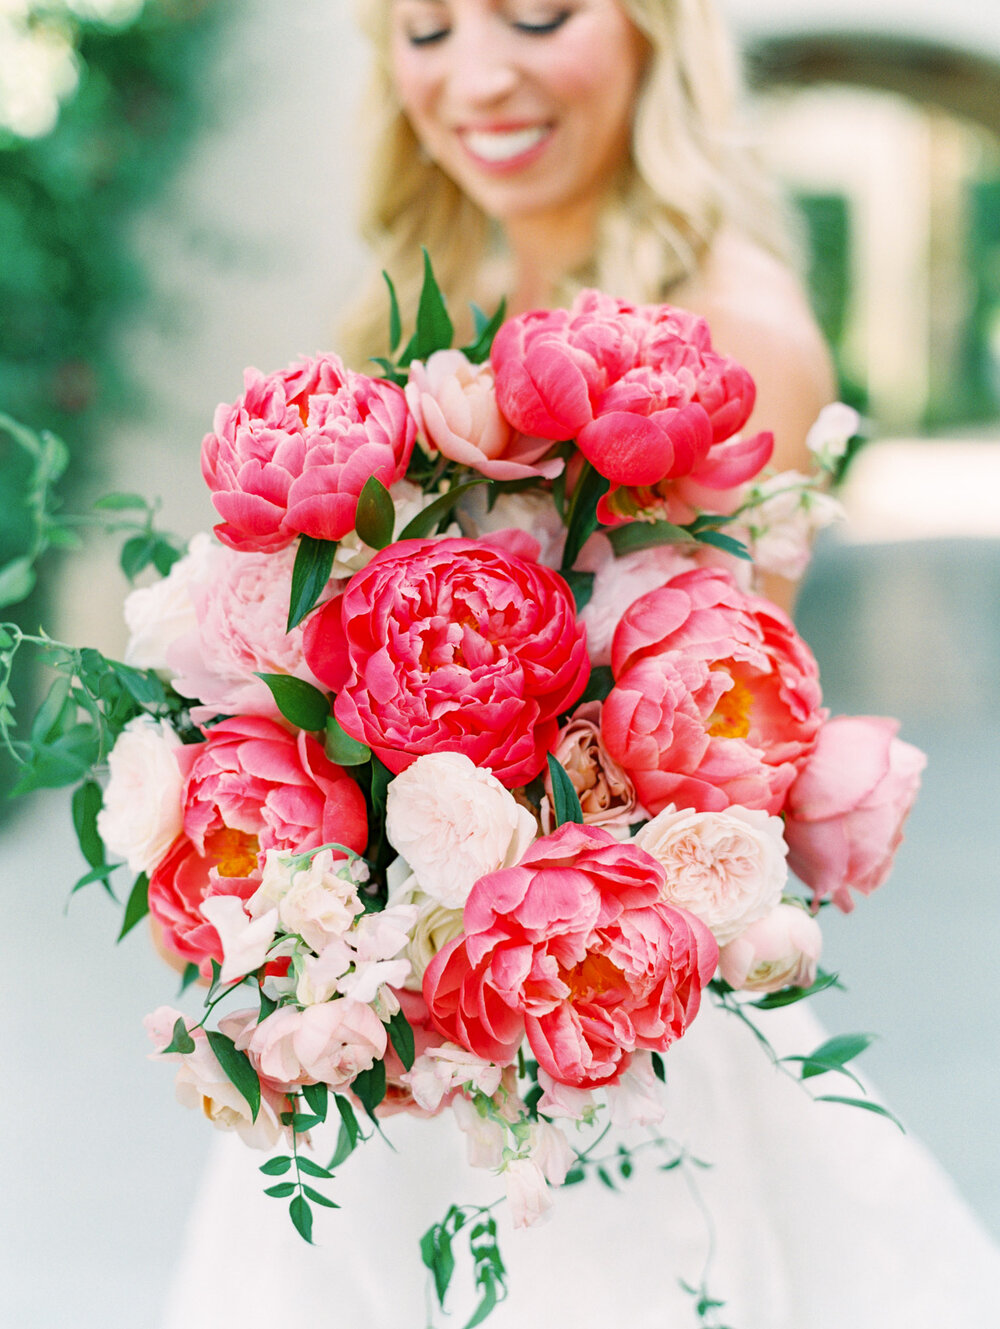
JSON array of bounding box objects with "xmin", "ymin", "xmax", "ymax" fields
[
  {"xmin": 30, "ymin": 674, "xmax": 73, "ymax": 745},
  {"xmin": 109, "ymin": 660, "xmax": 166, "ymax": 708},
  {"xmin": 563, "ymin": 570, "xmax": 594, "ymax": 614},
  {"xmin": 162, "ymin": 1017, "xmax": 196, "ymax": 1055},
  {"xmin": 71, "ymin": 778, "xmax": 105, "ymax": 869},
  {"xmin": 206, "ymin": 1031, "xmax": 261, "ymax": 1122},
  {"xmin": 301, "ymin": 1080, "xmax": 329, "ymax": 1122},
  {"xmin": 0, "ymin": 557, "xmax": 36, "ymax": 609},
  {"xmin": 382, "ymin": 270, "xmax": 403, "ymax": 354},
  {"xmin": 369, "ymin": 356, "xmax": 408, "ymax": 387},
  {"xmin": 421, "ymin": 1224, "xmax": 455, "ymax": 1307},
  {"xmin": 562, "ymin": 1166, "xmax": 586, "ymax": 1186},
  {"xmin": 93, "ymin": 492, "xmax": 149, "ymax": 512},
  {"xmin": 0, "ymin": 625, "xmax": 14, "ymax": 650},
  {"xmin": 795, "ymin": 1032, "xmax": 875, "ymax": 1080},
  {"xmin": 461, "ymin": 297, "xmax": 507, "ymax": 364},
  {"xmin": 303, "ymin": 1185, "xmax": 339, "ymax": 1208},
  {"xmin": 296, "ymin": 1155, "xmax": 333, "ymax": 1180},
  {"xmin": 607, "ymin": 520, "xmax": 695, "ymax": 557},
  {"xmin": 751, "ymin": 970, "xmax": 842, "ymax": 1009},
  {"xmin": 258, "ymin": 988, "xmax": 277, "ymax": 1020},
  {"xmin": 324, "ymin": 714, "xmax": 371, "ymax": 767},
  {"xmin": 151, "ymin": 538, "xmax": 183, "ymax": 577},
  {"xmin": 464, "ymin": 1273, "xmax": 499, "ymax": 1329},
  {"xmin": 576, "ymin": 664, "xmax": 614, "ymax": 706},
  {"xmin": 352, "ymin": 1060, "xmax": 387, "ymax": 1121},
  {"xmin": 179, "ymin": 963, "xmax": 201, "ymax": 994},
  {"xmin": 117, "ymin": 872, "xmax": 150, "ymax": 941},
  {"xmin": 120, "ymin": 534, "xmax": 158, "ymax": 580},
  {"xmin": 256, "ymin": 674, "xmax": 330, "ymax": 731},
  {"xmin": 547, "ymin": 752, "xmax": 583, "ymax": 826},
  {"xmin": 287, "ymin": 535, "xmax": 337, "ymax": 632},
  {"xmin": 561, "ymin": 463, "xmax": 610, "ymax": 572},
  {"xmin": 290, "ymin": 1112, "xmax": 323, "ymax": 1133},
  {"xmin": 11, "ymin": 728, "xmax": 100, "ymax": 794},
  {"xmin": 387, "ymin": 1008, "xmax": 416, "ymax": 1072},
  {"xmin": 651, "ymin": 1051, "xmax": 666, "ymax": 1084},
  {"xmin": 815, "ymin": 1095, "xmax": 904, "ymax": 1131},
  {"xmin": 400, "ymin": 248, "xmax": 454, "ymax": 365},
  {"xmin": 334, "ymin": 1094, "xmax": 363, "ymax": 1149},
  {"xmin": 328, "ymin": 1120, "xmax": 358, "ymax": 1170},
  {"xmin": 264, "ymin": 1182, "xmax": 296, "ymax": 1198},
  {"xmin": 68, "ymin": 861, "xmax": 120, "ymax": 898},
  {"xmin": 354, "ymin": 475, "xmax": 396, "ymax": 550},
  {"xmin": 290, "ymin": 1193, "xmax": 314, "ymax": 1243},
  {"xmin": 259, "ymin": 1155, "xmax": 292, "ymax": 1176},
  {"xmin": 693, "ymin": 528, "xmax": 752, "ymax": 561},
  {"xmin": 596, "ymin": 1165, "xmax": 616, "ymax": 1190},
  {"xmin": 397, "ymin": 476, "xmax": 490, "ymax": 541}
]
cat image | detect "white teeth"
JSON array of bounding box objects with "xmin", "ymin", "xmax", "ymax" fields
[{"xmin": 462, "ymin": 126, "xmax": 547, "ymax": 162}]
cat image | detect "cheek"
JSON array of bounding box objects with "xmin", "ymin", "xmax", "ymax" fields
[{"xmin": 389, "ymin": 42, "xmax": 435, "ymax": 122}]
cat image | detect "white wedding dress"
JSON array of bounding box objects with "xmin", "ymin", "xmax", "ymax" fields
[{"xmin": 162, "ymin": 997, "xmax": 1000, "ymax": 1329}]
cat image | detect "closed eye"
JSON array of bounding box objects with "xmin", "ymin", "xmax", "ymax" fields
[{"xmin": 512, "ymin": 11, "xmax": 570, "ymax": 35}]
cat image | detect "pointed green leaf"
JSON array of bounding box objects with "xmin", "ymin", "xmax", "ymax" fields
[
  {"xmin": 651, "ymin": 1051, "xmax": 666, "ymax": 1084},
  {"xmin": 547, "ymin": 752, "xmax": 583, "ymax": 826},
  {"xmin": 815, "ymin": 1095, "xmax": 904, "ymax": 1131},
  {"xmin": 562, "ymin": 570, "xmax": 594, "ymax": 614},
  {"xmin": 303, "ymin": 1185, "xmax": 339, "ymax": 1208},
  {"xmin": 693, "ymin": 528, "xmax": 752, "ymax": 561},
  {"xmin": 0, "ymin": 558, "xmax": 36, "ymax": 609},
  {"xmin": 352, "ymin": 1060, "xmax": 387, "ymax": 1120},
  {"xmin": 287, "ymin": 536, "xmax": 337, "ymax": 631},
  {"xmin": 607, "ymin": 519, "xmax": 695, "ymax": 557},
  {"xmin": 120, "ymin": 534, "xmax": 159, "ymax": 580},
  {"xmin": 301, "ymin": 1081, "xmax": 329, "ymax": 1122},
  {"xmin": 751, "ymin": 970, "xmax": 842, "ymax": 1009},
  {"xmin": 354, "ymin": 475, "xmax": 396, "ymax": 550},
  {"xmin": 296, "ymin": 1155, "xmax": 333, "ymax": 1180},
  {"xmin": 162, "ymin": 1017, "xmax": 196, "ymax": 1055},
  {"xmin": 259, "ymin": 1155, "xmax": 293, "ymax": 1176},
  {"xmin": 93, "ymin": 492, "xmax": 149, "ymax": 512},
  {"xmin": 328, "ymin": 1120, "xmax": 358, "ymax": 1170},
  {"xmin": 462, "ymin": 297, "xmax": 507, "ymax": 364},
  {"xmin": 179, "ymin": 963, "xmax": 201, "ymax": 994},
  {"xmin": 71, "ymin": 779, "xmax": 105, "ymax": 869},
  {"xmin": 68, "ymin": 861, "xmax": 120, "ymax": 898},
  {"xmin": 561, "ymin": 463, "xmax": 610, "ymax": 571},
  {"xmin": 0, "ymin": 625, "xmax": 14, "ymax": 651},
  {"xmin": 256, "ymin": 673, "xmax": 330, "ymax": 731},
  {"xmin": 324, "ymin": 714, "xmax": 371, "ymax": 767},
  {"xmin": 334, "ymin": 1094, "xmax": 362, "ymax": 1148},
  {"xmin": 387, "ymin": 1008, "xmax": 416, "ymax": 1071},
  {"xmin": 382, "ymin": 270, "xmax": 403, "ymax": 353},
  {"xmin": 804, "ymin": 1032, "xmax": 876, "ymax": 1069},
  {"xmin": 400, "ymin": 248, "xmax": 453, "ymax": 364},
  {"xmin": 397, "ymin": 476, "xmax": 490, "ymax": 540},
  {"xmin": 463, "ymin": 1273, "xmax": 499, "ymax": 1329},
  {"xmin": 117, "ymin": 872, "xmax": 150, "ymax": 941},
  {"xmin": 206, "ymin": 1030, "xmax": 261, "ymax": 1122},
  {"xmin": 289, "ymin": 1193, "xmax": 314, "ymax": 1243},
  {"xmin": 264, "ymin": 1182, "xmax": 296, "ymax": 1198},
  {"xmin": 576, "ymin": 664, "xmax": 614, "ymax": 707}
]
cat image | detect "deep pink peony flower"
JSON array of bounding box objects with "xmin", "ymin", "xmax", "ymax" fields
[
  {"xmin": 148, "ymin": 716, "xmax": 368, "ymax": 973},
  {"xmin": 491, "ymin": 290, "xmax": 764, "ymax": 490},
  {"xmin": 783, "ymin": 715, "xmax": 926, "ymax": 912},
  {"xmin": 201, "ymin": 353, "xmax": 415, "ymax": 552},
  {"xmin": 423, "ymin": 823, "xmax": 718, "ymax": 1088},
  {"xmin": 302, "ymin": 537, "xmax": 590, "ymax": 788},
  {"xmin": 601, "ymin": 567, "xmax": 825, "ymax": 816}
]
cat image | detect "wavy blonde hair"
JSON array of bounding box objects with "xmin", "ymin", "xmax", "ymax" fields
[{"xmin": 340, "ymin": 0, "xmax": 789, "ymax": 366}]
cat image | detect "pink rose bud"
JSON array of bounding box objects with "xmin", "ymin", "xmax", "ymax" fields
[
  {"xmin": 719, "ymin": 902, "xmax": 823, "ymax": 993},
  {"xmin": 783, "ymin": 715, "xmax": 926, "ymax": 912}
]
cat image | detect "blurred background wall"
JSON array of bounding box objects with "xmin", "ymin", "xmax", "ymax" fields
[{"xmin": 1, "ymin": 2, "xmax": 998, "ymax": 1326}]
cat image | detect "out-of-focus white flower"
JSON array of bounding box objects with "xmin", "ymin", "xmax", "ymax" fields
[
  {"xmin": 606, "ymin": 1053, "xmax": 666, "ymax": 1128},
  {"xmin": 198, "ymin": 896, "xmax": 278, "ymax": 985},
  {"xmin": 504, "ymin": 1158, "xmax": 554, "ymax": 1229},
  {"xmin": 806, "ymin": 402, "xmax": 861, "ymax": 464},
  {"xmin": 743, "ymin": 471, "xmax": 844, "ymax": 582},
  {"xmin": 123, "ymin": 532, "xmax": 219, "ymax": 672},
  {"xmin": 96, "ymin": 716, "xmax": 184, "ymax": 873},
  {"xmin": 452, "ymin": 1093, "xmax": 506, "ymax": 1170}
]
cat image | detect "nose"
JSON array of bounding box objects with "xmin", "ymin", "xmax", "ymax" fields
[{"xmin": 446, "ymin": 23, "xmax": 521, "ymax": 108}]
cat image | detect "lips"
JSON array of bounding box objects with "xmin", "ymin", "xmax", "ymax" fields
[{"xmin": 459, "ymin": 124, "xmax": 551, "ymax": 166}]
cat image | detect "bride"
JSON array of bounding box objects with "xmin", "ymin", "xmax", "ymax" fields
[{"xmin": 162, "ymin": 2, "xmax": 1000, "ymax": 1324}]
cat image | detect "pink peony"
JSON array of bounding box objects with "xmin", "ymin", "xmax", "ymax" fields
[
  {"xmin": 423, "ymin": 823, "xmax": 718, "ymax": 1089},
  {"xmin": 148, "ymin": 716, "xmax": 368, "ymax": 974},
  {"xmin": 783, "ymin": 715, "xmax": 926, "ymax": 912},
  {"xmin": 201, "ymin": 353, "xmax": 415, "ymax": 552},
  {"xmin": 491, "ymin": 289, "xmax": 765, "ymax": 490},
  {"xmin": 405, "ymin": 349, "xmax": 562, "ymax": 481},
  {"xmin": 302, "ymin": 537, "xmax": 590, "ymax": 788},
  {"xmin": 601, "ymin": 566, "xmax": 825, "ymax": 816}
]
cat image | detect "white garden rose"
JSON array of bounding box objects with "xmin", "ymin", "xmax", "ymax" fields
[
  {"xmin": 123, "ymin": 531, "xmax": 220, "ymax": 671},
  {"xmin": 388, "ymin": 871, "xmax": 465, "ymax": 989},
  {"xmin": 385, "ymin": 752, "xmax": 536, "ymax": 909},
  {"xmin": 96, "ymin": 716, "xmax": 184, "ymax": 873},
  {"xmin": 458, "ymin": 485, "xmax": 567, "ymax": 569},
  {"xmin": 634, "ymin": 804, "xmax": 788, "ymax": 944}
]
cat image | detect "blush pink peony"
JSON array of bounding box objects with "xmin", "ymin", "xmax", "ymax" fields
[
  {"xmin": 782, "ymin": 715, "xmax": 926, "ymax": 912},
  {"xmin": 423, "ymin": 822, "xmax": 718, "ymax": 1089},
  {"xmin": 147, "ymin": 716, "xmax": 368, "ymax": 974},
  {"xmin": 491, "ymin": 289, "xmax": 767, "ymax": 491},
  {"xmin": 303, "ymin": 537, "xmax": 589, "ymax": 788},
  {"xmin": 601, "ymin": 566, "xmax": 825, "ymax": 816},
  {"xmin": 201, "ymin": 353, "xmax": 415, "ymax": 552}
]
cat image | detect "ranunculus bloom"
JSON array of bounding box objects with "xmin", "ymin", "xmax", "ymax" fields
[
  {"xmin": 423, "ymin": 823, "xmax": 718, "ymax": 1088},
  {"xmin": 543, "ymin": 702, "xmax": 639, "ymax": 832},
  {"xmin": 718, "ymin": 901, "xmax": 823, "ymax": 993},
  {"xmin": 633, "ymin": 803, "xmax": 788, "ymax": 944},
  {"xmin": 166, "ymin": 538, "xmax": 335, "ymax": 722},
  {"xmin": 602, "ymin": 567, "xmax": 825, "ymax": 816},
  {"xmin": 386, "ymin": 752, "xmax": 537, "ymax": 908},
  {"xmin": 303, "ymin": 537, "xmax": 589, "ymax": 788},
  {"xmin": 782, "ymin": 715, "xmax": 926, "ymax": 912},
  {"xmin": 148, "ymin": 716, "xmax": 368, "ymax": 974},
  {"xmin": 405, "ymin": 349, "xmax": 562, "ymax": 481},
  {"xmin": 491, "ymin": 289, "xmax": 768, "ymax": 491},
  {"xmin": 201, "ymin": 353, "xmax": 415, "ymax": 552},
  {"xmin": 97, "ymin": 716, "xmax": 184, "ymax": 874}
]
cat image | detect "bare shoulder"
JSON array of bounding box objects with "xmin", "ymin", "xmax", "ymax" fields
[{"xmin": 671, "ymin": 230, "xmax": 837, "ymax": 472}]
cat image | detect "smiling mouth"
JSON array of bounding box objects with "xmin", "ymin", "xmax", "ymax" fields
[{"xmin": 459, "ymin": 125, "xmax": 551, "ymax": 165}]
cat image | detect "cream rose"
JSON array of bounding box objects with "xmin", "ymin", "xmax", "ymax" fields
[
  {"xmin": 96, "ymin": 716, "xmax": 185, "ymax": 873},
  {"xmin": 543, "ymin": 701, "xmax": 639, "ymax": 832},
  {"xmin": 633, "ymin": 804, "xmax": 788, "ymax": 944},
  {"xmin": 385, "ymin": 752, "xmax": 537, "ymax": 908}
]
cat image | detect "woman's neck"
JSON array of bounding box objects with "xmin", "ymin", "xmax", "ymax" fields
[{"xmin": 502, "ymin": 196, "xmax": 602, "ymax": 315}]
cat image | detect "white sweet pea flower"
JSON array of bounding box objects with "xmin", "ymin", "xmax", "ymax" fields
[
  {"xmin": 403, "ymin": 1045, "xmax": 504, "ymax": 1114},
  {"xmin": 249, "ymin": 848, "xmax": 363, "ymax": 952},
  {"xmin": 336, "ymin": 956, "xmax": 412, "ymax": 1006},
  {"xmin": 294, "ymin": 938, "xmax": 353, "ymax": 1006},
  {"xmin": 536, "ymin": 1069, "xmax": 597, "ymax": 1123},
  {"xmin": 606, "ymin": 1053, "xmax": 666, "ymax": 1128},
  {"xmin": 452, "ymin": 1093, "xmax": 506, "ymax": 1170},
  {"xmin": 744, "ymin": 471, "xmax": 845, "ymax": 582},
  {"xmin": 504, "ymin": 1158, "xmax": 554, "ymax": 1229},
  {"xmin": 527, "ymin": 1120, "xmax": 574, "ymax": 1187},
  {"xmin": 96, "ymin": 716, "xmax": 184, "ymax": 874},
  {"xmin": 806, "ymin": 401, "xmax": 861, "ymax": 464},
  {"xmin": 350, "ymin": 904, "xmax": 420, "ymax": 963},
  {"xmin": 199, "ymin": 896, "xmax": 278, "ymax": 985},
  {"xmin": 386, "ymin": 752, "xmax": 536, "ymax": 908}
]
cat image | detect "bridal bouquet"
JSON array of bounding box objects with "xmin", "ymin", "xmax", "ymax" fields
[{"xmin": 0, "ymin": 263, "xmax": 925, "ymax": 1327}]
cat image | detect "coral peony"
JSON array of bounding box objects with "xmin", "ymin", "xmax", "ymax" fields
[
  {"xmin": 303, "ymin": 537, "xmax": 589, "ymax": 788},
  {"xmin": 423, "ymin": 823, "xmax": 718, "ymax": 1088},
  {"xmin": 783, "ymin": 715, "xmax": 926, "ymax": 912},
  {"xmin": 601, "ymin": 566, "xmax": 825, "ymax": 816},
  {"xmin": 201, "ymin": 353, "xmax": 414, "ymax": 552}
]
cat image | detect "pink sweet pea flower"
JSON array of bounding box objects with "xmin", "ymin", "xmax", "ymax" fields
[
  {"xmin": 601, "ymin": 567, "xmax": 825, "ymax": 816},
  {"xmin": 148, "ymin": 716, "xmax": 368, "ymax": 975},
  {"xmin": 423, "ymin": 823, "xmax": 718, "ymax": 1089},
  {"xmin": 201, "ymin": 353, "xmax": 415, "ymax": 552},
  {"xmin": 302, "ymin": 537, "xmax": 590, "ymax": 788},
  {"xmin": 783, "ymin": 715, "xmax": 926, "ymax": 912}
]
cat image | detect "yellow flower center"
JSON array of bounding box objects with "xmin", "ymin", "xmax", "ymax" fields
[
  {"xmin": 558, "ymin": 951, "xmax": 627, "ymax": 1005},
  {"xmin": 707, "ymin": 665, "xmax": 753, "ymax": 740},
  {"xmin": 206, "ymin": 826, "xmax": 261, "ymax": 878}
]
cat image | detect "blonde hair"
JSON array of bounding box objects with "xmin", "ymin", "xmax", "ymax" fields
[{"xmin": 340, "ymin": 0, "xmax": 789, "ymax": 366}]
